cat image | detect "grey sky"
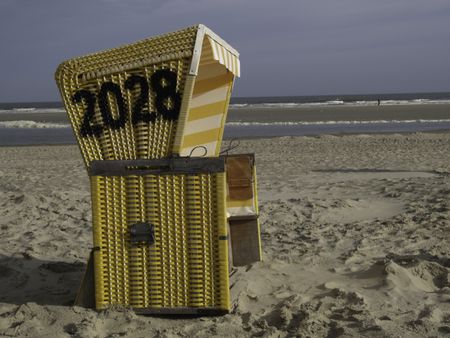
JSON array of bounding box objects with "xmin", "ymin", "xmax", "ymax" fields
[{"xmin": 1, "ymin": 0, "xmax": 449, "ymax": 102}]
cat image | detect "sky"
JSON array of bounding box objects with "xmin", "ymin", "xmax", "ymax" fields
[{"xmin": 0, "ymin": 0, "xmax": 450, "ymax": 102}]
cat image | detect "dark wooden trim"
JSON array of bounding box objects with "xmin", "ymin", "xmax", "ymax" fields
[
  {"xmin": 221, "ymin": 153, "xmax": 255, "ymax": 166},
  {"xmin": 89, "ymin": 157, "xmax": 225, "ymax": 176},
  {"xmin": 228, "ymin": 214, "xmax": 259, "ymax": 221},
  {"xmin": 134, "ymin": 307, "xmax": 228, "ymax": 315}
]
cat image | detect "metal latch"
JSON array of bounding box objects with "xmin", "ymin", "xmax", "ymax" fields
[{"xmin": 130, "ymin": 222, "xmax": 155, "ymax": 245}]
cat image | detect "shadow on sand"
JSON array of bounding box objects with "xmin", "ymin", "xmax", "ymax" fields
[{"xmin": 0, "ymin": 254, "xmax": 85, "ymax": 306}]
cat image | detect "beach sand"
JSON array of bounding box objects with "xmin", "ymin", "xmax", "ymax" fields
[{"xmin": 1, "ymin": 133, "xmax": 450, "ymax": 337}]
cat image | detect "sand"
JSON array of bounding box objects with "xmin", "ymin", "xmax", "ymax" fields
[{"xmin": 1, "ymin": 133, "xmax": 450, "ymax": 337}]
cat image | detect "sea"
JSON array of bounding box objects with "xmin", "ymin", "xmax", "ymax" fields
[{"xmin": 1, "ymin": 92, "xmax": 450, "ymax": 146}]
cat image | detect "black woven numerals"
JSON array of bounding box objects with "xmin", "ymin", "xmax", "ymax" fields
[
  {"xmin": 151, "ymin": 69, "xmax": 181, "ymax": 121},
  {"xmin": 98, "ymin": 82, "xmax": 128, "ymax": 130},
  {"xmin": 73, "ymin": 69, "xmax": 181, "ymax": 138},
  {"xmin": 73, "ymin": 90, "xmax": 102, "ymax": 137},
  {"xmin": 125, "ymin": 75, "xmax": 156, "ymax": 124}
]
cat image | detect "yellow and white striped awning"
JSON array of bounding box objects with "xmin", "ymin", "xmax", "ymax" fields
[
  {"xmin": 207, "ymin": 36, "xmax": 240, "ymax": 77},
  {"xmin": 175, "ymin": 25, "xmax": 240, "ymax": 157}
]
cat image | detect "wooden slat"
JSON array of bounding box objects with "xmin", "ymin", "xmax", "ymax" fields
[{"xmin": 229, "ymin": 218, "xmax": 262, "ymax": 266}]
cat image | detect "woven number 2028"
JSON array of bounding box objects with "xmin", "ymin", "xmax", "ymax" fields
[{"xmin": 72, "ymin": 69, "xmax": 181, "ymax": 138}]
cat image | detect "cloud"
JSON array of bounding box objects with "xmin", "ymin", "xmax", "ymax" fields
[{"xmin": 0, "ymin": 0, "xmax": 449, "ymax": 100}]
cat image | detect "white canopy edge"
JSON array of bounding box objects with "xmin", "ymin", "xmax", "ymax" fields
[
  {"xmin": 189, "ymin": 24, "xmax": 240, "ymax": 77},
  {"xmin": 206, "ymin": 36, "xmax": 240, "ymax": 77}
]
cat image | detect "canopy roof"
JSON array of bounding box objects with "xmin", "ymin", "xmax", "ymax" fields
[
  {"xmin": 55, "ymin": 24, "xmax": 240, "ymax": 167},
  {"xmin": 191, "ymin": 25, "xmax": 240, "ymax": 77}
]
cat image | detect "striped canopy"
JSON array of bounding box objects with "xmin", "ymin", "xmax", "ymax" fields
[
  {"xmin": 206, "ymin": 36, "xmax": 240, "ymax": 77},
  {"xmin": 175, "ymin": 25, "xmax": 240, "ymax": 157}
]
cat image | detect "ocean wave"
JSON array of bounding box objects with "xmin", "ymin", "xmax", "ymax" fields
[
  {"xmin": 0, "ymin": 121, "xmax": 70, "ymax": 129},
  {"xmin": 2, "ymin": 119, "xmax": 449, "ymax": 129},
  {"xmin": 1, "ymin": 98, "xmax": 449, "ymax": 113},
  {"xmin": 229, "ymin": 99, "xmax": 450, "ymax": 109},
  {"xmin": 226, "ymin": 119, "xmax": 450, "ymax": 126},
  {"xmin": 0, "ymin": 108, "xmax": 66, "ymax": 114}
]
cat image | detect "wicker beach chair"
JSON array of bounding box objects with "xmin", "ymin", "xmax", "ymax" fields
[{"xmin": 56, "ymin": 24, "xmax": 260, "ymax": 315}]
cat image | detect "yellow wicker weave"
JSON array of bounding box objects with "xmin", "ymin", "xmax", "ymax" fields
[
  {"xmin": 56, "ymin": 26, "xmax": 196, "ymax": 166},
  {"xmin": 89, "ymin": 160, "xmax": 229, "ymax": 313},
  {"xmin": 55, "ymin": 25, "xmax": 240, "ymax": 168}
]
